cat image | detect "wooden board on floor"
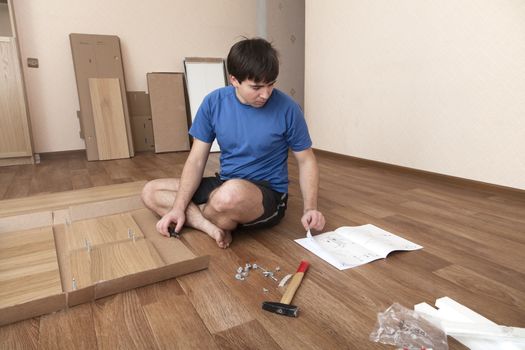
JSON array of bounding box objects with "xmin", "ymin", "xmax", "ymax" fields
[
  {"xmin": 0, "ymin": 226, "xmax": 63, "ymax": 309},
  {"xmin": 0, "ymin": 181, "xmax": 146, "ymax": 218},
  {"xmin": 66, "ymin": 212, "xmax": 145, "ymax": 251},
  {"xmin": 69, "ymin": 239, "xmax": 164, "ymax": 290},
  {"xmin": 0, "ymin": 189, "xmax": 209, "ymax": 327}
]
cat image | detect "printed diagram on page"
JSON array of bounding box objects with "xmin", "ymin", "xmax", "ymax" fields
[
  {"xmin": 295, "ymin": 224, "xmax": 423, "ymax": 270},
  {"xmin": 316, "ymin": 233, "xmax": 381, "ymax": 267}
]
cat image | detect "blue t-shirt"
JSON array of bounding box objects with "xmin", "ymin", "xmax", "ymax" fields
[{"xmin": 189, "ymin": 86, "xmax": 312, "ymax": 193}]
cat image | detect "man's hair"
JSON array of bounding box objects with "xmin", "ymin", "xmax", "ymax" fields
[{"xmin": 227, "ymin": 38, "xmax": 279, "ymax": 84}]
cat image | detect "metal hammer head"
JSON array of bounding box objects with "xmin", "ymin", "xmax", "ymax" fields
[
  {"xmin": 261, "ymin": 301, "xmax": 299, "ymax": 317},
  {"xmin": 262, "ymin": 260, "xmax": 309, "ymax": 317}
]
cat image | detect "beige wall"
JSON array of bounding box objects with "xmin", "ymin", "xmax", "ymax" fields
[
  {"xmin": 305, "ymin": 1, "xmax": 525, "ymax": 190},
  {"xmin": 12, "ymin": 0, "xmax": 259, "ymax": 153}
]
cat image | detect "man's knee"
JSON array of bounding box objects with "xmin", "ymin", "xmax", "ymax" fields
[
  {"xmin": 207, "ymin": 179, "xmax": 262, "ymax": 213},
  {"xmin": 207, "ymin": 180, "xmax": 249, "ymax": 213},
  {"xmin": 208, "ymin": 189, "xmax": 236, "ymax": 213}
]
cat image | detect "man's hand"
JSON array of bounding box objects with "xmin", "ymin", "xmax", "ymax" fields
[
  {"xmin": 156, "ymin": 208, "xmax": 186, "ymax": 237},
  {"xmin": 301, "ymin": 209, "xmax": 325, "ymax": 232}
]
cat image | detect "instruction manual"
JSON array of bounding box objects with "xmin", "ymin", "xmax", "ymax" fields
[{"xmin": 294, "ymin": 224, "xmax": 422, "ymax": 270}]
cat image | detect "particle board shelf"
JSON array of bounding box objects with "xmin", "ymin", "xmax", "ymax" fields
[
  {"xmin": 0, "ymin": 226, "xmax": 62, "ymax": 309},
  {"xmin": 68, "ymin": 238, "xmax": 164, "ymax": 290},
  {"xmin": 0, "ymin": 185, "xmax": 209, "ymax": 326},
  {"xmin": 0, "ymin": 181, "xmax": 147, "ymax": 218},
  {"xmin": 65, "ymin": 212, "xmax": 145, "ymax": 251}
]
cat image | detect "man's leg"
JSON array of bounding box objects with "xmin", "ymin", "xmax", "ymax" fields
[
  {"xmin": 201, "ymin": 179, "xmax": 265, "ymax": 230},
  {"xmin": 141, "ymin": 178, "xmax": 232, "ymax": 248}
]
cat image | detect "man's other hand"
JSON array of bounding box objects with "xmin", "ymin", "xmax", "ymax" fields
[{"xmin": 301, "ymin": 209, "xmax": 325, "ymax": 232}]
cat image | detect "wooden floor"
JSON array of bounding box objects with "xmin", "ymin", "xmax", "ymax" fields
[{"xmin": 0, "ymin": 150, "xmax": 524, "ymax": 349}]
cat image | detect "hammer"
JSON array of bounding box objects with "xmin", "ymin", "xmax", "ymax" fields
[{"xmin": 262, "ymin": 260, "xmax": 309, "ymax": 317}]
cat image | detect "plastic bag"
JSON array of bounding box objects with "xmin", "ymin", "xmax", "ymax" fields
[{"xmin": 369, "ymin": 303, "xmax": 449, "ymax": 350}]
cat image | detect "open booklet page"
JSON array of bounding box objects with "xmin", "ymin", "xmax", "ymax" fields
[{"xmin": 295, "ymin": 224, "xmax": 422, "ymax": 270}]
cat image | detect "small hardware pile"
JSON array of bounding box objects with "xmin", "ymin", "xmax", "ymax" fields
[{"xmin": 234, "ymin": 263, "xmax": 292, "ymax": 292}]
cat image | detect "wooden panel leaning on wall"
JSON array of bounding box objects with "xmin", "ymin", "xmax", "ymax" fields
[
  {"xmin": 147, "ymin": 73, "xmax": 191, "ymax": 153},
  {"xmin": 88, "ymin": 78, "xmax": 130, "ymax": 160},
  {"xmin": 0, "ymin": 37, "xmax": 33, "ymax": 166},
  {"xmin": 69, "ymin": 33, "xmax": 134, "ymax": 161}
]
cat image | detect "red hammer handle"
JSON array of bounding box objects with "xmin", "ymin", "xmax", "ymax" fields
[{"xmin": 280, "ymin": 261, "xmax": 309, "ymax": 304}]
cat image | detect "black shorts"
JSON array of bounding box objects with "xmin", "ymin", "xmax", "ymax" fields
[{"xmin": 191, "ymin": 174, "xmax": 288, "ymax": 230}]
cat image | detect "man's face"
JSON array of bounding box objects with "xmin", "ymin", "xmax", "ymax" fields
[{"xmin": 230, "ymin": 76, "xmax": 276, "ymax": 108}]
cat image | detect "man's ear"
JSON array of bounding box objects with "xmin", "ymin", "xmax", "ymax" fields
[{"xmin": 229, "ymin": 75, "xmax": 240, "ymax": 87}]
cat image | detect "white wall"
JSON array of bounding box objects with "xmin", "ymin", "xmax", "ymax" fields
[
  {"xmin": 305, "ymin": 0, "xmax": 525, "ymax": 190},
  {"xmin": 12, "ymin": 0, "xmax": 258, "ymax": 153}
]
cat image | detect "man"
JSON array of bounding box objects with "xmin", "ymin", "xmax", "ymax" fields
[{"xmin": 141, "ymin": 38, "xmax": 325, "ymax": 248}]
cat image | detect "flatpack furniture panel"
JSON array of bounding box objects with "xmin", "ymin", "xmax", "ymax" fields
[
  {"xmin": 0, "ymin": 181, "xmax": 147, "ymax": 218},
  {"xmin": 127, "ymin": 91, "xmax": 152, "ymax": 116},
  {"xmin": 130, "ymin": 115, "xmax": 155, "ymax": 152},
  {"xmin": 147, "ymin": 73, "xmax": 190, "ymax": 153},
  {"xmin": 69, "ymin": 237, "xmax": 164, "ymax": 290},
  {"xmin": 0, "ymin": 226, "xmax": 62, "ymax": 309},
  {"xmin": 127, "ymin": 91, "xmax": 155, "ymax": 152},
  {"xmin": 0, "ymin": 38, "xmax": 32, "ymax": 159},
  {"xmin": 184, "ymin": 57, "xmax": 227, "ymax": 152},
  {"xmin": 89, "ymin": 78, "xmax": 130, "ymax": 160},
  {"xmin": 66, "ymin": 212, "xmax": 144, "ymax": 251},
  {"xmin": 0, "ymin": 1, "xmax": 34, "ymax": 167},
  {"xmin": 0, "ymin": 187, "xmax": 209, "ymax": 326},
  {"xmin": 70, "ymin": 33, "xmax": 134, "ymax": 161}
]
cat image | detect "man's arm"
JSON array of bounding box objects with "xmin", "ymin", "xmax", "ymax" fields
[
  {"xmin": 292, "ymin": 147, "xmax": 326, "ymax": 231},
  {"xmin": 156, "ymin": 139, "xmax": 212, "ymax": 235}
]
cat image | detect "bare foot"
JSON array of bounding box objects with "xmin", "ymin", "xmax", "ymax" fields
[
  {"xmin": 185, "ymin": 203, "xmax": 233, "ymax": 249},
  {"xmin": 208, "ymin": 228, "xmax": 232, "ymax": 249},
  {"xmin": 219, "ymin": 230, "xmax": 232, "ymax": 249},
  {"xmin": 194, "ymin": 217, "xmax": 232, "ymax": 248}
]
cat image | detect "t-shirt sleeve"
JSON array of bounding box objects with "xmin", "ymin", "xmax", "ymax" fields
[
  {"xmin": 189, "ymin": 95, "xmax": 215, "ymax": 143},
  {"xmin": 286, "ymin": 104, "xmax": 313, "ymax": 152}
]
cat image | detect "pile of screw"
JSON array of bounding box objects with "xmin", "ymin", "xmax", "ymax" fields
[{"xmin": 234, "ymin": 263, "xmax": 282, "ymax": 283}]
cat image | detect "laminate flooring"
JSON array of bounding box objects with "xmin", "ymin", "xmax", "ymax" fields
[{"xmin": 0, "ymin": 150, "xmax": 524, "ymax": 349}]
